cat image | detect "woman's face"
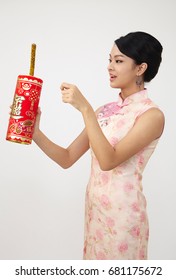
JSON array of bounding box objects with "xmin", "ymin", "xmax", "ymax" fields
[{"xmin": 108, "ymin": 44, "xmax": 139, "ymax": 90}]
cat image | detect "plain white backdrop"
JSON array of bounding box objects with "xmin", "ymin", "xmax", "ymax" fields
[{"xmin": 0, "ymin": 0, "xmax": 175, "ymax": 259}]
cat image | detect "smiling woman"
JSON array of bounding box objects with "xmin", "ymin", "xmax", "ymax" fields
[
  {"xmin": 108, "ymin": 48, "xmax": 147, "ymax": 94},
  {"xmin": 33, "ymin": 31, "xmax": 164, "ymax": 260}
]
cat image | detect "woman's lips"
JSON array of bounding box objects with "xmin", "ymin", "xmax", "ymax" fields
[{"xmin": 110, "ymin": 75, "xmax": 117, "ymax": 81}]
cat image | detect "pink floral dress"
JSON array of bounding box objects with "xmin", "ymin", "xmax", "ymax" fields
[{"xmin": 83, "ymin": 89, "xmax": 161, "ymax": 260}]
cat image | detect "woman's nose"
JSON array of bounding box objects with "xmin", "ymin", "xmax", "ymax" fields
[{"xmin": 107, "ymin": 61, "xmax": 113, "ymax": 71}]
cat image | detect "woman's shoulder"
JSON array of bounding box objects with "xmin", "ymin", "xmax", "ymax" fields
[{"xmin": 136, "ymin": 96, "xmax": 164, "ymax": 116}]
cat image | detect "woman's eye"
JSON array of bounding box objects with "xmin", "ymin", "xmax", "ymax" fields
[{"xmin": 108, "ymin": 59, "xmax": 123, "ymax": 63}]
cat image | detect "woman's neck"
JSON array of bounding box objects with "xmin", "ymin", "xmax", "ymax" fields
[{"xmin": 120, "ymin": 84, "xmax": 145, "ymax": 100}]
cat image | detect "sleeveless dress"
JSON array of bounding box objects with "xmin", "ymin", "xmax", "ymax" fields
[{"xmin": 83, "ymin": 89, "xmax": 161, "ymax": 260}]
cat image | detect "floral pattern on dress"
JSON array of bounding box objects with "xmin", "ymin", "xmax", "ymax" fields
[{"xmin": 83, "ymin": 90, "xmax": 161, "ymax": 260}]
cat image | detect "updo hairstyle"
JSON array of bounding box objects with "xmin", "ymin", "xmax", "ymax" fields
[{"xmin": 115, "ymin": 31, "xmax": 163, "ymax": 82}]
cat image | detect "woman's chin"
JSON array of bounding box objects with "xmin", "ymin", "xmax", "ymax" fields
[{"xmin": 110, "ymin": 82, "xmax": 119, "ymax": 89}]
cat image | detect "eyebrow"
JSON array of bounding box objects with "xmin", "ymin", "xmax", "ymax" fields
[{"xmin": 109, "ymin": 54, "xmax": 125, "ymax": 58}]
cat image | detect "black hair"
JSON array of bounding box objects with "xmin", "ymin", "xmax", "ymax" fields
[{"xmin": 114, "ymin": 31, "xmax": 163, "ymax": 82}]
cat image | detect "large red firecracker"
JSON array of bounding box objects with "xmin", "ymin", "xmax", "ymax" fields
[{"xmin": 6, "ymin": 44, "xmax": 43, "ymax": 144}]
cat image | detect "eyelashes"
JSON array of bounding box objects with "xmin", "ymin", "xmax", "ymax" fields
[{"xmin": 108, "ymin": 59, "xmax": 123, "ymax": 64}]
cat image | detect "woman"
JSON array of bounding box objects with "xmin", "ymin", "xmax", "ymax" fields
[{"xmin": 33, "ymin": 31, "xmax": 165, "ymax": 259}]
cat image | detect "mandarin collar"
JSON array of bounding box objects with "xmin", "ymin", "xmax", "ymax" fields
[{"xmin": 117, "ymin": 89, "xmax": 148, "ymax": 108}]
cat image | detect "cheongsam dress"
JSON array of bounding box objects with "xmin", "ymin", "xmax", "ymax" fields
[{"xmin": 83, "ymin": 89, "xmax": 161, "ymax": 260}]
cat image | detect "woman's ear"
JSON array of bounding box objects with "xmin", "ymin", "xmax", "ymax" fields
[{"xmin": 137, "ymin": 63, "xmax": 148, "ymax": 76}]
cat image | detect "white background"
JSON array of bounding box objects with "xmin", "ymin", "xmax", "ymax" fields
[{"xmin": 0, "ymin": 0, "xmax": 175, "ymax": 260}]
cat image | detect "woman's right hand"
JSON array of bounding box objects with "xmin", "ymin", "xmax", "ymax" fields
[{"xmin": 33, "ymin": 107, "xmax": 42, "ymax": 138}]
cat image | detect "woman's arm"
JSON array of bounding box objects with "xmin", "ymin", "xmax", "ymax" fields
[
  {"xmin": 33, "ymin": 109, "xmax": 89, "ymax": 169},
  {"xmin": 82, "ymin": 106, "xmax": 164, "ymax": 170},
  {"xmin": 61, "ymin": 83, "xmax": 165, "ymax": 171}
]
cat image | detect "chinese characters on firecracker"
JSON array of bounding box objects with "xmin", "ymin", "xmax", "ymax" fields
[{"xmin": 11, "ymin": 95, "xmax": 25, "ymax": 116}]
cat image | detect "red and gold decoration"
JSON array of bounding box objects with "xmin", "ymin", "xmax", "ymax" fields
[{"xmin": 6, "ymin": 44, "xmax": 43, "ymax": 144}]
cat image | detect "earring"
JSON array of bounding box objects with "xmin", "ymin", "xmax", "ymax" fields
[{"xmin": 136, "ymin": 76, "xmax": 143, "ymax": 88}]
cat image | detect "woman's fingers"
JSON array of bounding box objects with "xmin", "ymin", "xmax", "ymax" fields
[
  {"xmin": 60, "ymin": 82, "xmax": 72, "ymax": 90},
  {"xmin": 37, "ymin": 107, "xmax": 42, "ymax": 115}
]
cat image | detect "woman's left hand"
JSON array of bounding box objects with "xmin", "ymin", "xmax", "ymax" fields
[{"xmin": 60, "ymin": 82, "xmax": 90, "ymax": 113}]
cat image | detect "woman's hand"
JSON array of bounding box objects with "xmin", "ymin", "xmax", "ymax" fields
[
  {"xmin": 33, "ymin": 107, "xmax": 42, "ymax": 139},
  {"xmin": 60, "ymin": 82, "xmax": 91, "ymax": 113}
]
